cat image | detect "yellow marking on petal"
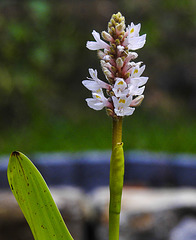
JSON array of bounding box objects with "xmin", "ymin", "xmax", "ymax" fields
[
  {"xmin": 119, "ymin": 99, "xmax": 125, "ymax": 104},
  {"xmin": 96, "ymin": 95, "xmax": 101, "ymax": 99},
  {"xmin": 130, "ymin": 28, "xmax": 134, "ymax": 33},
  {"xmin": 134, "ymin": 69, "xmax": 138, "ymax": 74},
  {"xmin": 96, "ymin": 89, "xmax": 101, "ymax": 93},
  {"xmin": 117, "ymin": 81, "xmax": 124, "ymax": 85}
]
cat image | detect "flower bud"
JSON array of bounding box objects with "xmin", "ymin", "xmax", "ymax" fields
[
  {"xmin": 119, "ymin": 16, "xmax": 125, "ymax": 23},
  {"xmin": 100, "ymin": 60, "xmax": 112, "ymax": 70},
  {"xmin": 106, "ymin": 108, "xmax": 115, "ymax": 118},
  {"xmin": 116, "ymin": 22, "xmax": 125, "ymax": 34},
  {"xmin": 110, "ymin": 46, "xmax": 116, "ymax": 54},
  {"xmin": 118, "ymin": 33, "xmax": 125, "ymax": 41},
  {"xmin": 125, "ymin": 52, "xmax": 138, "ymax": 63},
  {"xmin": 115, "ymin": 39, "xmax": 121, "ymax": 45},
  {"xmin": 103, "ymin": 55, "xmax": 113, "ymax": 63},
  {"xmin": 111, "ymin": 18, "xmax": 116, "ymax": 26},
  {"xmin": 97, "ymin": 50, "xmax": 105, "ymax": 59},
  {"xmin": 111, "ymin": 66, "xmax": 117, "ymax": 74},
  {"xmin": 106, "ymin": 90, "xmax": 115, "ymax": 97},
  {"xmin": 116, "ymin": 57, "xmax": 124, "ymax": 69},
  {"xmin": 109, "ymin": 26, "xmax": 115, "ymax": 35},
  {"xmin": 130, "ymin": 95, "xmax": 144, "ymax": 107},
  {"xmin": 100, "ymin": 60, "xmax": 106, "ymax": 68},
  {"xmin": 124, "ymin": 72, "xmax": 130, "ymax": 79},
  {"xmin": 101, "ymin": 31, "xmax": 114, "ymax": 42},
  {"xmin": 103, "ymin": 67, "xmax": 113, "ymax": 78},
  {"xmin": 130, "ymin": 52, "xmax": 138, "ymax": 59}
]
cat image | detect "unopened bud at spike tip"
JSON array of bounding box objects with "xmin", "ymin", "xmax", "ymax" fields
[{"xmin": 116, "ymin": 22, "xmax": 125, "ymax": 34}]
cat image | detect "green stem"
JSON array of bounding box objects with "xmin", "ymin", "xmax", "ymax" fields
[
  {"xmin": 112, "ymin": 117, "xmax": 122, "ymax": 149},
  {"xmin": 109, "ymin": 117, "xmax": 124, "ymax": 240}
]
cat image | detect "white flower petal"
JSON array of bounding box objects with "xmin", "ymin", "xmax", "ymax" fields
[
  {"xmin": 114, "ymin": 78, "xmax": 127, "ymax": 88},
  {"xmin": 86, "ymin": 41, "xmax": 102, "ymax": 51},
  {"xmin": 128, "ymin": 83, "xmax": 145, "ymax": 96},
  {"xmin": 114, "ymin": 108, "xmax": 124, "ymax": 116},
  {"xmin": 93, "ymin": 89, "xmax": 109, "ymax": 103},
  {"xmin": 114, "ymin": 106, "xmax": 135, "ymax": 116},
  {"xmin": 113, "ymin": 78, "xmax": 128, "ymax": 97},
  {"xmin": 89, "ymin": 68, "xmax": 98, "ymax": 80},
  {"xmin": 112, "ymin": 96, "xmax": 119, "ymax": 107},
  {"xmin": 131, "ymin": 65, "xmax": 146, "ymax": 78},
  {"xmin": 130, "ymin": 77, "xmax": 148, "ymax": 87},
  {"xmin": 123, "ymin": 107, "xmax": 135, "ymax": 116},
  {"xmin": 137, "ymin": 77, "xmax": 148, "ymax": 86},
  {"xmin": 82, "ymin": 80, "xmax": 100, "ymax": 91},
  {"xmin": 117, "ymin": 45, "xmax": 125, "ymax": 52},
  {"xmin": 127, "ymin": 22, "xmax": 141, "ymax": 38},
  {"xmin": 126, "ymin": 95, "xmax": 134, "ymax": 106},
  {"xmin": 135, "ymin": 86, "xmax": 145, "ymax": 95},
  {"xmin": 86, "ymin": 98, "xmax": 105, "ymax": 110},
  {"xmin": 128, "ymin": 34, "xmax": 146, "ymax": 50},
  {"xmin": 112, "ymin": 95, "xmax": 133, "ymax": 108},
  {"xmin": 92, "ymin": 30, "xmax": 101, "ymax": 42},
  {"xmin": 113, "ymin": 89, "xmax": 129, "ymax": 98},
  {"xmin": 85, "ymin": 69, "xmax": 111, "ymax": 90},
  {"xmin": 86, "ymin": 30, "xmax": 110, "ymax": 51}
]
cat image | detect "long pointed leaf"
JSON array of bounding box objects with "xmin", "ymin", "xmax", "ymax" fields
[{"xmin": 7, "ymin": 151, "xmax": 74, "ymax": 240}]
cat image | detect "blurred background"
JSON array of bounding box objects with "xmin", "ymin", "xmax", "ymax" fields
[
  {"xmin": 0, "ymin": 0, "xmax": 195, "ymax": 154},
  {"xmin": 1, "ymin": 1, "xmax": 196, "ymax": 240}
]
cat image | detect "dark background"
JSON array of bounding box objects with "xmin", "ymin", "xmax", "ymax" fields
[{"xmin": 0, "ymin": 0, "xmax": 196, "ymax": 154}]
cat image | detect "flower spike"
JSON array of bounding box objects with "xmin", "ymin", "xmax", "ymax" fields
[{"xmin": 83, "ymin": 12, "xmax": 148, "ymax": 118}]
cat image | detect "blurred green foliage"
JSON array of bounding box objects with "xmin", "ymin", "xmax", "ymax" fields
[{"xmin": 0, "ymin": 0, "xmax": 196, "ymax": 154}]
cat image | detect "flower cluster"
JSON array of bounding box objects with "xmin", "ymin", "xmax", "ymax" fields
[{"xmin": 82, "ymin": 12, "xmax": 148, "ymax": 118}]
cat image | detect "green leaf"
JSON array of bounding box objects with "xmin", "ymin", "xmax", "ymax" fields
[{"xmin": 7, "ymin": 151, "xmax": 74, "ymax": 240}]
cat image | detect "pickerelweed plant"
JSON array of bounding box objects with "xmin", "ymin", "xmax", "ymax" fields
[
  {"xmin": 83, "ymin": 12, "xmax": 148, "ymax": 240},
  {"xmin": 7, "ymin": 12, "xmax": 148, "ymax": 240}
]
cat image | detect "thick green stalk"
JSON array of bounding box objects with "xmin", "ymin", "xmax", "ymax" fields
[
  {"xmin": 109, "ymin": 117, "xmax": 124, "ymax": 240},
  {"xmin": 112, "ymin": 117, "xmax": 122, "ymax": 149}
]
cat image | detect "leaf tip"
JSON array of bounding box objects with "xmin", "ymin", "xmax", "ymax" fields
[{"xmin": 11, "ymin": 151, "xmax": 20, "ymax": 157}]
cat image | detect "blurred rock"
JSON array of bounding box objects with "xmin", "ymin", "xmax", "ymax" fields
[
  {"xmin": 90, "ymin": 187, "xmax": 196, "ymax": 240},
  {"xmin": 169, "ymin": 217, "xmax": 196, "ymax": 240},
  {"xmin": 2, "ymin": 187, "xmax": 196, "ymax": 240}
]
